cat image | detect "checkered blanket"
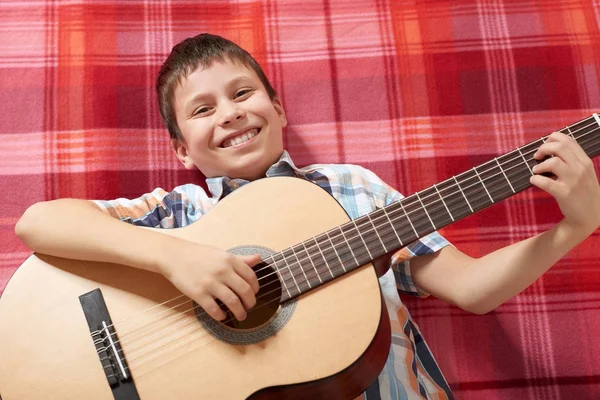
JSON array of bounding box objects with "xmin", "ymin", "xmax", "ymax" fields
[{"xmin": 2, "ymin": 1, "xmax": 599, "ymax": 399}]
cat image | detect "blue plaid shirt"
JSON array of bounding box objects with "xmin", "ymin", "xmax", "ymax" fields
[{"xmin": 93, "ymin": 150, "xmax": 454, "ymax": 400}]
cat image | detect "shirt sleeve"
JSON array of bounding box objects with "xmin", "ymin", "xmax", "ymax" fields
[
  {"xmin": 90, "ymin": 184, "xmax": 211, "ymax": 229},
  {"xmin": 359, "ymin": 167, "xmax": 453, "ymax": 298}
]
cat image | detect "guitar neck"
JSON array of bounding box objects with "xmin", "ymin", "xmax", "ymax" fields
[{"xmin": 271, "ymin": 114, "xmax": 600, "ymax": 302}]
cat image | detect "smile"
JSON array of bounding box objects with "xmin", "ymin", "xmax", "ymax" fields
[{"xmin": 220, "ymin": 128, "xmax": 260, "ymax": 148}]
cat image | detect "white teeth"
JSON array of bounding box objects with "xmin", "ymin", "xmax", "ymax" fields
[{"xmin": 222, "ymin": 129, "xmax": 259, "ymax": 148}]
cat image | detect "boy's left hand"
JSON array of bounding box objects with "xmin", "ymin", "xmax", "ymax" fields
[{"xmin": 531, "ymin": 131, "xmax": 600, "ymax": 237}]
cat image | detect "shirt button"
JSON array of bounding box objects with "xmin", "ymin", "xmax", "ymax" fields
[{"xmin": 230, "ymin": 181, "xmax": 240, "ymax": 189}]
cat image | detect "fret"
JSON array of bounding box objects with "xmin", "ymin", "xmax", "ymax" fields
[
  {"xmin": 521, "ymin": 140, "xmax": 543, "ymax": 175},
  {"xmin": 338, "ymin": 226, "xmax": 359, "ymax": 266},
  {"xmin": 516, "ymin": 146, "xmax": 534, "ymax": 176},
  {"xmin": 366, "ymin": 213, "xmax": 388, "ymax": 253},
  {"xmin": 270, "ymin": 255, "xmax": 294, "ymax": 299},
  {"xmin": 358, "ymin": 215, "xmax": 387, "ymax": 258},
  {"xmin": 565, "ymin": 126, "xmax": 575, "ymax": 139},
  {"xmin": 415, "ymin": 191, "xmax": 436, "ymax": 230},
  {"xmin": 480, "ymin": 159, "xmax": 510, "ymax": 203},
  {"xmin": 381, "ymin": 205, "xmax": 403, "ymax": 245},
  {"xmin": 398, "ymin": 200, "xmax": 419, "ymax": 238},
  {"xmin": 315, "ymin": 234, "xmax": 345, "ymax": 277},
  {"xmin": 459, "ymin": 168, "xmax": 494, "ymax": 211},
  {"xmin": 380, "ymin": 202, "xmax": 419, "ymax": 245},
  {"xmin": 433, "ymin": 183, "xmax": 454, "ymax": 222},
  {"xmin": 403, "ymin": 195, "xmax": 439, "ymax": 237},
  {"xmin": 495, "ymin": 157, "xmax": 515, "ymax": 193},
  {"xmin": 352, "ymin": 218, "xmax": 374, "ymax": 260},
  {"xmin": 496, "ymin": 151, "xmax": 532, "ymax": 194},
  {"xmin": 563, "ymin": 116, "xmax": 600, "ymax": 158},
  {"xmin": 325, "ymin": 231, "xmax": 347, "ymax": 273},
  {"xmin": 434, "ymin": 179, "xmax": 471, "ymax": 221},
  {"xmin": 309, "ymin": 237, "xmax": 334, "ymax": 279},
  {"xmin": 472, "ymin": 167, "xmax": 494, "ymax": 204},
  {"xmin": 280, "ymin": 249, "xmax": 307, "ymax": 293},
  {"xmin": 420, "ymin": 186, "xmax": 453, "ymax": 228},
  {"xmin": 340, "ymin": 221, "xmax": 371, "ymax": 266},
  {"xmin": 371, "ymin": 208, "xmax": 403, "ymax": 252},
  {"xmin": 562, "ymin": 117, "xmax": 590, "ymax": 142},
  {"xmin": 301, "ymin": 241, "xmax": 322, "ymax": 284},
  {"xmin": 453, "ymin": 176, "xmax": 473, "ymax": 213},
  {"xmin": 289, "ymin": 246, "xmax": 312, "ymax": 289}
]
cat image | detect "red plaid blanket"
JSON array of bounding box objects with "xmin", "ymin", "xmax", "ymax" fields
[{"xmin": 2, "ymin": 1, "xmax": 599, "ymax": 398}]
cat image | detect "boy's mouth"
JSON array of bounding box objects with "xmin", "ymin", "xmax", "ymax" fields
[{"xmin": 219, "ymin": 128, "xmax": 260, "ymax": 148}]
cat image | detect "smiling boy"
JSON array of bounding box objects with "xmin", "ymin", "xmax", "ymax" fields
[{"xmin": 15, "ymin": 33, "xmax": 600, "ymax": 399}]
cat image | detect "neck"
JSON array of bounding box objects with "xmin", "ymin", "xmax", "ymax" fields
[{"xmin": 265, "ymin": 114, "xmax": 600, "ymax": 302}]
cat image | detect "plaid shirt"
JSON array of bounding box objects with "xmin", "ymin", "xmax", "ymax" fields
[{"xmin": 93, "ymin": 150, "xmax": 453, "ymax": 400}]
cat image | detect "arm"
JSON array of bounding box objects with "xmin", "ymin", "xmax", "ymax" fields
[
  {"xmin": 16, "ymin": 199, "xmax": 184, "ymax": 273},
  {"xmin": 409, "ymin": 132, "xmax": 600, "ymax": 314},
  {"xmin": 15, "ymin": 198, "xmax": 260, "ymax": 321}
]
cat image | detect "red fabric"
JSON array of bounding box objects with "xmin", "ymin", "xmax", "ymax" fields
[{"xmin": 2, "ymin": 1, "xmax": 599, "ymax": 398}]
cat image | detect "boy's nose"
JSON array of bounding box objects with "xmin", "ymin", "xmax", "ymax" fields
[{"xmin": 218, "ymin": 106, "xmax": 246, "ymax": 126}]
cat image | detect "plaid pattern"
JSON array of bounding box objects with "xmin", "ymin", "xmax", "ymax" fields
[
  {"xmin": 94, "ymin": 150, "xmax": 454, "ymax": 399},
  {"xmin": 2, "ymin": 1, "xmax": 600, "ymax": 398}
]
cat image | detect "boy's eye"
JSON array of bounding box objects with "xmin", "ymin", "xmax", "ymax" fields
[
  {"xmin": 235, "ymin": 89, "xmax": 252, "ymax": 98},
  {"xmin": 193, "ymin": 107, "xmax": 210, "ymax": 116}
]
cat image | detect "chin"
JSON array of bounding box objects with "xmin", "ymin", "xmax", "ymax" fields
[{"xmin": 235, "ymin": 150, "xmax": 281, "ymax": 179}]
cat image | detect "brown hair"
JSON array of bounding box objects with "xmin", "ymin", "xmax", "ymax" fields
[{"xmin": 156, "ymin": 33, "xmax": 278, "ymax": 140}]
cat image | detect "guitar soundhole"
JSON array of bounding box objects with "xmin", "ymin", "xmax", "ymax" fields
[
  {"xmin": 221, "ymin": 261, "xmax": 281, "ymax": 330},
  {"xmin": 194, "ymin": 245, "xmax": 296, "ymax": 345}
]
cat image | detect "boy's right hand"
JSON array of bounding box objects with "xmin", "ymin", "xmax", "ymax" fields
[{"xmin": 158, "ymin": 240, "xmax": 261, "ymax": 322}]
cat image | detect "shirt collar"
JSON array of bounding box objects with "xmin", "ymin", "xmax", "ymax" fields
[{"xmin": 206, "ymin": 150, "xmax": 304, "ymax": 199}]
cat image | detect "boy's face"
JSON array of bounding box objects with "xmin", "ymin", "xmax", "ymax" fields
[{"xmin": 171, "ymin": 59, "xmax": 287, "ymax": 181}]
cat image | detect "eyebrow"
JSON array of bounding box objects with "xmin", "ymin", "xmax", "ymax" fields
[{"xmin": 184, "ymin": 75, "xmax": 254, "ymax": 111}]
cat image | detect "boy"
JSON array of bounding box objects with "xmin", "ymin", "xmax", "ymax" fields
[{"xmin": 15, "ymin": 33, "xmax": 600, "ymax": 399}]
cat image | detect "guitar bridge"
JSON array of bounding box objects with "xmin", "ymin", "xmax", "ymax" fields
[{"xmin": 79, "ymin": 289, "xmax": 140, "ymax": 400}]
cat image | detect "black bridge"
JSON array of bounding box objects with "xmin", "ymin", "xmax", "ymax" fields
[{"xmin": 79, "ymin": 289, "xmax": 140, "ymax": 400}]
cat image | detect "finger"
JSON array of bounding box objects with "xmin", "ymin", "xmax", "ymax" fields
[
  {"xmin": 240, "ymin": 253, "xmax": 262, "ymax": 267},
  {"xmin": 532, "ymin": 155, "xmax": 569, "ymax": 179},
  {"xmin": 212, "ymin": 284, "xmax": 247, "ymax": 321},
  {"xmin": 530, "ymin": 174, "xmax": 566, "ymax": 199},
  {"xmin": 235, "ymin": 256, "xmax": 261, "ymax": 294},
  {"xmin": 225, "ymin": 272, "xmax": 256, "ymax": 309},
  {"xmin": 196, "ymin": 295, "xmax": 227, "ymax": 321},
  {"xmin": 534, "ymin": 140, "xmax": 579, "ymax": 167},
  {"xmin": 544, "ymin": 131, "xmax": 588, "ymax": 162}
]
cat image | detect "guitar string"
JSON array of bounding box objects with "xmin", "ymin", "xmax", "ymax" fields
[
  {"xmin": 106, "ymin": 136, "xmax": 600, "ymax": 373},
  {"xmin": 93, "ymin": 120, "xmax": 599, "ymax": 347},
  {"xmin": 94, "ymin": 118, "xmax": 597, "ymax": 337},
  {"xmin": 104, "ymin": 139, "xmax": 600, "ymax": 372},
  {"xmin": 250, "ymin": 120, "xmax": 600, "ymax": 282},
  {"xmin": 250, "ymin": 119, "xmax": 599, "ymax": 276},
  {"xmin": 95, "ymin": 126, "xmax": 600, "ymax": 363},
  {"xmin": 96, "ymin": 124, "xmax": 600, "ymax": 361}
]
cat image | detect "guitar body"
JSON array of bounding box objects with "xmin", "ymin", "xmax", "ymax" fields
[{"xmin": 0, "ymin": 177, "xmax": 390, "ymax": 399}]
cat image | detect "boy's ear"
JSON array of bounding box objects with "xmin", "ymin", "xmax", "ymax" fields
[
  {"xmin": 272, "ymin": 97, "xmax": 287, "ymax": 128},
  {"xmin": 170, "ymin": 138, "xmax": 195, "ymax": 170}
]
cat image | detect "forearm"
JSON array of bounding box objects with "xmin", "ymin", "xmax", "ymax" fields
[
  {"xmin": 15, "ymin": 199, "xmax": 178, "ymax": 274},
  {"xmin": 459, "ymin": 219, "xmax": 591, "ymax": 314}
]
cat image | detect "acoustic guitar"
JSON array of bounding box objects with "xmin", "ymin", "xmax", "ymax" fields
[{"xmin": 1, "ymin": 115, "xmax": 598, "ymax": 399}]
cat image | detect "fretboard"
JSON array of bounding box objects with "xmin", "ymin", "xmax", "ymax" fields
[{"xmin": 268, "ymin": 114, "xmax": 600, "ymax": 302}]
